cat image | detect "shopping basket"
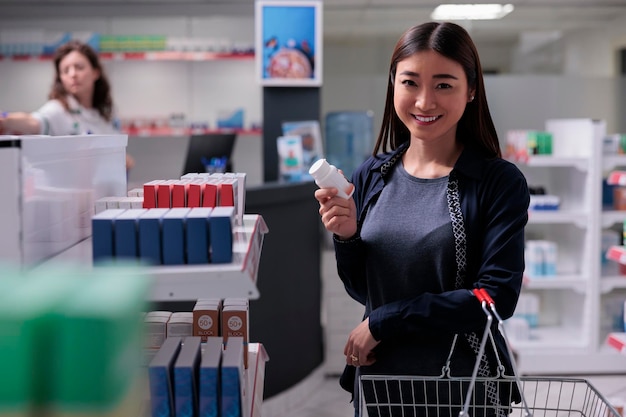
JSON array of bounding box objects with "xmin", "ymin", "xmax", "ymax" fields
[{"xmin": 359, "ymin": 289, "xmax": 622, "ymax": 417}]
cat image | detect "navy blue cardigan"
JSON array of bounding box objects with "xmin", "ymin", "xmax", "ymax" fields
[{"xmin": 334, "ymin": 142, "xmax": 529, "ymax": 381}]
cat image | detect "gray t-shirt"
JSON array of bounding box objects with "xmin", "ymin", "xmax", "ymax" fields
[
  {"xmin": 359, "ymin": 161, "xmax": 458, "ymax": 374},
  {"xmin": 361, "ymin": 161, "xmax": 456, "ymax": 308}
]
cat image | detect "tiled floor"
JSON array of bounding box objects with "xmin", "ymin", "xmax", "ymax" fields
[{"xmin": 266, "ymin": 370, "xmax": 626, "ymax": 417}]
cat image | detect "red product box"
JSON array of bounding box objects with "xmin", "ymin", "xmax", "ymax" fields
[
  {"xmin": 218, "ymin": 179, "xmax": 237, "ymax": 207},
  {"xmin": 143, "ymin": 180, "xmax": 162, "ymax": 208},
  {"xmin": 187, "ymin": 182, "xmax": 203, "ymax": 208},
  {"xmin": 203, "ymin": 181, "xmax": 218, "ymax": 208},
  {"xmin": 607, "ymin": 171, "xmax": 626, "ymax": 186},
  {"xmin": 171, "ymin": 181, "xmax": 190, "ymax": 208},
  {"xmin": 157, "ymin": 180, "xmax": 176, "ymax": 208}
]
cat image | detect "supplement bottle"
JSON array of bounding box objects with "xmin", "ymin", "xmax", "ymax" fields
[{"xmin": 309, "ymin": 158, "xmax": 354, "ymax": 199}]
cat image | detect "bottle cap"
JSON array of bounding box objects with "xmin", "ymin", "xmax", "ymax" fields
[{"xmin": 309, "ymin": 158, "xmax": 330, "ymax": 177}]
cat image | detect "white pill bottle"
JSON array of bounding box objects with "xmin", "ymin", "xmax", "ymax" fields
[{"xmin": 309, "ymin": 158, "xmax": 354, "ymax": 199}]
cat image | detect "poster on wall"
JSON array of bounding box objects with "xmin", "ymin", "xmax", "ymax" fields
[{"xmin": 255, "ymin": 0, "xmax": 322, "ymax": 87}]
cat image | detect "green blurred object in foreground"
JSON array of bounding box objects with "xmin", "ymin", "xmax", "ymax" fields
[{"xmin": 0, "ymin": 264, "xmax": 150, "ymax": 417}]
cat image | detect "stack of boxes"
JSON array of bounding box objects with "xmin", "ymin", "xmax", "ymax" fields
[
  {"xmin": 148, "ymin": 336, "xmax": 248, "ymax": 417},
  {"xmin": 144, "ymin": 298, "xmax": 250, "ymax": 369},
  {"xmin": 91, "ymin": 172, "xmax": 247, "ymax": 267},
  {"xmin": 505, "ymin": 130, "xmax": 553, "ymax": 162},
  {"xmin": 92, "ymin": 206, "xmax": 235, "ymax": 265},
  {"xmin": 86, "ymin": 170, "xmax": 260, "ymax": 416},
  {"xmin": 525, "ymin": 240, "xmax": 558, "ymax": 278}
]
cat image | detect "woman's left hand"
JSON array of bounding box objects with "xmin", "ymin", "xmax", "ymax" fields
[{"xmin": 344, "ymin": 318, "xmax": 380, "ymax": 367}]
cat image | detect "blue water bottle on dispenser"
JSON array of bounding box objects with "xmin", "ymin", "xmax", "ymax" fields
[{"xmin": 324, "ymin": 111, "xmax": 375, "ymax": 180}]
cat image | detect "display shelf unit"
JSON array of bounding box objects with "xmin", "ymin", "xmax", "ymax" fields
[
  {"xmin": 1, "ymin": 94, "xmax": 267, "ymax": 417},
  {"xmin": 507, "ymin": 118, "xmax": 626, "ymax": 374},
  {"xmin": 47, "ymin": 214, "xmax": 269, "ymax": 301},
  {"xmin": 0, "ymin": 51, "xmax": 254, "ymax": 62},
  {"xmin": 34, "ymin": 211, "xmax": 270, "ymax": 416},
  {"xmin": 124, "ymin": 126, "xmax": 262, "ymax": 138},
  {"xmin": 142, "ymin": 213, "xmax": 268, "ymax": 301},
  {"xmin": 523, "ymin": 275, "xmax": 587, "ymax": 291}
]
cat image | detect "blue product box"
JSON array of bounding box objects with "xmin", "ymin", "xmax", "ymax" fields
[
  {"xmin": 199, "ymin": 337, "xmax": 223, "ymax": 417},
  {"xmin": 42, "ymin": 31, "xmax": 72, "ymax": 55},
  {"xmin": 138, "ymin": 208, "xmax": 170, "ymax": 265},
  {"xmin": 220, "ymin": 337, "xmax": 244, "ymax": 417},
  {"xmin": 174, "ymin": 337, "xmax": 202, "ymax": 417},
  {"xmin": 113, "ymin": 208, "xmax": 147, "ymax": 260},
  {"xmin": 149, "ymin": 337, "xmax": 182, "ymax": 417},
  {"xmin": 216, "ymin": 108, "xmax": 244, "ymax": 130},
  {"xmin": 91, "ymin": 209, "xmax": 127, "ymax": 263},
  {"xmin": 186, "ymin": 208, "xmax": 213, "ymax": 265},
  {"xmin": 162, "ymin": 208, "xmax": 191, "ymax": 265},
  {"xmin": 209, "ymin": 206, "xmax": 235, "ymax": 264}
]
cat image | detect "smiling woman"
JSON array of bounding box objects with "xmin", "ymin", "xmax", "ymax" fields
[
  {"xmin": 393, "ymin": 49, "xmax": 473, "ymax": 177},
  {"xmin": 0, "ymin": 40, "xmax": 134, "ymax": 170},
  {"xmin": 313, "ymin": 21, "xmax": 530, "ymax": 417}
]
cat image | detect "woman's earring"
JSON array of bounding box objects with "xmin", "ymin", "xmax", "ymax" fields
[{"xmin": 469, "ymin": 95, "xmax": 475, "ymax": 102}]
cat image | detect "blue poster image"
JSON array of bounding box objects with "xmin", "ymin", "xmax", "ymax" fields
[{"xmin": 261, "ymin": 5, "xmax": 316, "ymax": 80}]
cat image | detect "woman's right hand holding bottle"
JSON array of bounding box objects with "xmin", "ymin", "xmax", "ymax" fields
[{"xmin": 314, "ymin": 186, "xmax": 358, "ymax": 240}]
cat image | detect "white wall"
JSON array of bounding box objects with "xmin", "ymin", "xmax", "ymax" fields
[
  {"xmin": 2, "ymin": 13, "xmax": 626, "ymax": 186},
  {"xmin": 563, "ymin": 28, "xmax": 615, "ymax": 77}
]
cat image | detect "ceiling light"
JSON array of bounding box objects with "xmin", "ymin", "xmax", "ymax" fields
[{"xmin": 431, "ymin": 4, "xmax": 514, "ymax": 20}]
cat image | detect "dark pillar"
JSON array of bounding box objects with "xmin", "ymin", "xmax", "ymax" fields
[
  {"xmin": 262, "ymin": 87, "xmax": 321, "ymax": 182},
  {"xmin": 246, "ymin": 181, "xmax": 323, "ymax": 399}
]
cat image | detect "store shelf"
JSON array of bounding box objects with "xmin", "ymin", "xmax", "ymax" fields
[
  {"xmin": 505, "ymin": 119, "xmax": 626, "ymax": 374},
  {"xmin": 601, "ymin": 210, "xmax": 626, "ymax": 227},
  {"xmin": 100, "ymin": 51, "xmax": 254, "ymax": 61},
  {"xmin": 600, "ymin": 276, "xmax": 626, "ymax": 293},
  {"xmin": 44, "ymin": 214, "xmax": 268, "ymax": 301},
  {"xmin": 0, "ymin": 51, "xmax": 254, "ymax": 62},
  {"xmin": 124, "ymin": 127, "xmax": 262, "ymax": 138},
  {"xmin": 527, "ymin": 210, "xmax": 589, "ymax": 226},
  {"xmin": 149, "ymin": 214, "xmax": 268, "ymax": 301},
  {"xmin": 523, "ymin": 274, "xmax": 587, "ymax": 292},
  {"xmin": 510, "ymin": 325, "xmax": 587, "ymax": 350},
  {"xmin": 603, "ymin": 156, "xmax": 626, "ymax": 171},
  {"xmin": 508, "ymin": 155, "xmax": 589, "ymax": 171}
]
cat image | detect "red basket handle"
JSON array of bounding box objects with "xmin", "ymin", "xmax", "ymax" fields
[{"xmin": 472, "ymin": 288, "xmax": 494, "ymax": 306}]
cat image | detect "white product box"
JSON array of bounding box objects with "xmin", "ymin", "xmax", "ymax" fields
[
  {"xmin": 0, "ymin": 134, "xmax": 128, "ymax": 265},
  {"xmin": 545, "ymin": 118, "xmax": 605, "ymax": 158}
]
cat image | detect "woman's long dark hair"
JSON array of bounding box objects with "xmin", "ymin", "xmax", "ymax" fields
[
  {"xmin": 49, "ymin": 40, "xmax": 114, "ymax": 121},
  {"xmin": 374, "ymin": 21, "xmax": 501, "ymax": 158}
]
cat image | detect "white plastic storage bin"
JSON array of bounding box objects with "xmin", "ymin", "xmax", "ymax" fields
[{"xmin": 0, "ymin": 134, "xmax": 127, "ymax": 265}]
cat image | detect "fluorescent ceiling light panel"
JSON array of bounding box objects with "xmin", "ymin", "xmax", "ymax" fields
[{"xmin": 431, "ymin": 4, "xmax": 514, "ymax": 20}]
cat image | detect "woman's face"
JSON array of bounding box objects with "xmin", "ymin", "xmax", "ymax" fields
[
  {"xmin": 393, "ymin": 49, "xmax": 473, "ymax": 145},
  {"xmin": 58, "ymin": 50, "xmax": 100, "ymax": 103}
]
